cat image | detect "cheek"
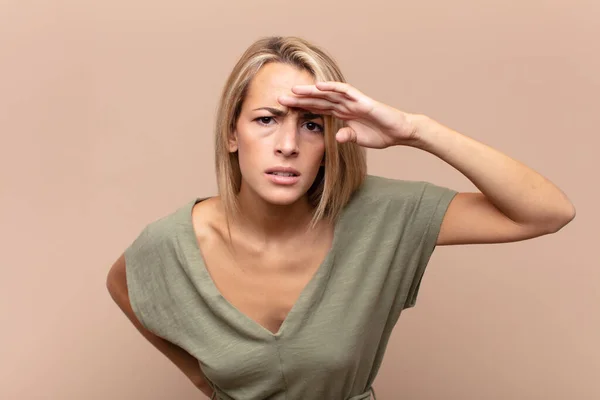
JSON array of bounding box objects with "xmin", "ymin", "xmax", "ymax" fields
[
  {"xmin": 313, "ymin": 138, "xmax": 326, "ymax": 160},
  {"xmin": 305, "ymin": 142, "xmax": 326, "ymax": 171},
  {"xmin": 236, "ymin": 134, "xmax": 263, "ymax": 170}
]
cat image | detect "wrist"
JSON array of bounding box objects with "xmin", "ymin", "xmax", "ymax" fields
[{"xmin": 402, "ymin": 113, "xmax": 437, "ymax": 149}]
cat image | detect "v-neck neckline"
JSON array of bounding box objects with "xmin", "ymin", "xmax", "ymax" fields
[{"xmin": 182, "ymin": 197, "xmax": 347, "ymax": 340}]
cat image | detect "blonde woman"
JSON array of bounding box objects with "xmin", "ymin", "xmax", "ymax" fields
[{"xmin": 106, "ymin": 36, "xmax": 575, "ymax": 399}]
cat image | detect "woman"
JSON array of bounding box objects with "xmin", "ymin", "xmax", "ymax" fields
[{"xmin": 106, "ymin": 36, "xmax": 575, "ymax": 399}]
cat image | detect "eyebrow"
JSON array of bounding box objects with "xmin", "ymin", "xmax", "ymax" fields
[{"xmin": 253, "ymin": 106, "xmax": 323, "ymax": 119}]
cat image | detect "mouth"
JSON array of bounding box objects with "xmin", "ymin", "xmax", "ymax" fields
[
  {"xmin": 265, "ymin": 166, "xmax": 301, "ymax": 185},
  {"xmin": 265, "ymin": 167, "xmax": 301, "ymax": 177}
]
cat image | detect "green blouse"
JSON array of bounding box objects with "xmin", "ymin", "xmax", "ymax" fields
[{"xmin": 125, "ymin": 174, "xmax": 458, "ymax": 399}]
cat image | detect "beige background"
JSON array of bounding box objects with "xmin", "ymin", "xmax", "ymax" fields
[{"xmin": 1, "ymin": 0, "xmax": 598, "ymax": 399}]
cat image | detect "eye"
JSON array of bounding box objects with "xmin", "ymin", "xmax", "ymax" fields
[
  {"xmin": 256, "ymin": 116, "xmax": 275, "ymax": 126},
  {"xmin": 304, "ymin": 121, "xmax": 324, "ymax": 133}
]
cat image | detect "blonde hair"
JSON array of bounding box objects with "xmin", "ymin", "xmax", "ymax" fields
[{"xmin": 214, "ymin": 36, "xmax": 367, "ymax": 227}]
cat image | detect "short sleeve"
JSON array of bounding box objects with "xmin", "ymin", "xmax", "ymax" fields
[
  {"xmin": 401, "ymin": 181, "xmax": 458, "ymax": 308},
  {"xmin": 345, "ymin": 176, "xmax": 458, "ymax": 311},
  {"xmin": 123, "ymin": 222, "xmax": 168, "ymax": 335}
]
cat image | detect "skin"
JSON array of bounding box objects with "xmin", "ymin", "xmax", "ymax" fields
[
  {"xmin": 107, "ymin": 63, "xmax": 336, "ymax": 398},
  {"xmin": 278, "ymin": 80, "xmax": 576, "ymax": 243},
  {"xmin": 228, "ymin": 60, "xmax": 576, "ymax": 245},
  {"xmin": 228, "ymin": 62, "xmax": 332, "ymax": 242},
  {"xmin": 107, "ymin": 60, "xmax": 576, "ymax": 398}
]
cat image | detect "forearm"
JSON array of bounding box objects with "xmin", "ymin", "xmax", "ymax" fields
[
  {"xmin": 128, "ymin": 324, "xmax": 214, "ymax": 395},
  {"xmin": 409, "ymin": 114, "xmax": 575, "ymax": 230},
  {"xmin": 150, "ymin": 335, "xmax": 214, "ymax": 397}
]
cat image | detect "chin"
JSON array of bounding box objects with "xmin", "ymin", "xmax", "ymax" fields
[
  {"xmin": 239, "ymin": 173, "xmax": 318, "ymax": 207},
  {"xmin": 259, "ymin": 188, "xmax": 307, "ymax": 206}
]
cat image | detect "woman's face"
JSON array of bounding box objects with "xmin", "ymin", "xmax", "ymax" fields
[{"xmin": 230, "ymin": 62, "xmax": 326, "ymax": 206}]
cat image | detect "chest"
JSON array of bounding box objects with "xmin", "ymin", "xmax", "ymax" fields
[
  {"xmin": 198, "ymin": 234, "xmax": 332, "ymax": 335},
  {"xmin": 183, "ymin": 237, "xmax": 393, "ymax": 398}
]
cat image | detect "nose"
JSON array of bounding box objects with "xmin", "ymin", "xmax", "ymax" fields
[{"xmin": 274, "ymin": 119, "xmax": 299, "ymax": 157}]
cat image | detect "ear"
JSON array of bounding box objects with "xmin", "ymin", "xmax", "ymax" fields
[{"xmin": 228, "ymin": 130, "xmax": 239, "ymax": 152}]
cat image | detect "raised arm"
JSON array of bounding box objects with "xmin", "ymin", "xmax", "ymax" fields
[{"xmin": 278, "ymin": 81, "xmax": 576, "ymax": 245}]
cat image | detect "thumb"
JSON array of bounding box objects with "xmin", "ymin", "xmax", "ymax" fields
[{"xmin": 335, "ymin": 126, "xmax": 357, "ymax": 143}]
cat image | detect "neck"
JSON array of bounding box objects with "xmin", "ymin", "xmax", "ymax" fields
[{"xmin": 233, "ymin": 184, "xmax": 316, "ymax": 243}]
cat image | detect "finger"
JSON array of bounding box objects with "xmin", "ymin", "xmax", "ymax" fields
[
  {"xmin": 291, "ymin": 105, "xmax": 353, "ymax": 120},
  {"xmin": 278, "ymin": 95, "xmax": 340, "ymax": 113},
  {"xmin": 335, "ymin": 126, "xmax": 357, "ymax": 143},
  {"xmin": 307, "ymin": 107, "xmax": 354, "ymax": 120},
  {"xmin": 277, "ymin": 96, "xmax": 353, "ymax": 120},
  {"xmin": 280, "ymin": 92, "xmax": 361, "ymax": 117},
  {"xmin": 291, "ymin": 85, "xmax": 347, "ymax": 104},
  {"xmin": 278, "ymin": 95, "xmax": 356, "ymax": 119},
  {"xmin": 315, "ymin": 81, "xmax": 361, "ymax": 101}
]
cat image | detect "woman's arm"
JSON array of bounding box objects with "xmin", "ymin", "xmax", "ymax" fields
[
  {"xmin": 278, "ymin": 82, "xmax": 576, "ymax": 245},
  {"xmin": 106, "ymin": 254, "xmax": 214, "ymax": 398},
  {"xmin": 408, "ymin": 114, "xmax": 575, "ymax": 245}
]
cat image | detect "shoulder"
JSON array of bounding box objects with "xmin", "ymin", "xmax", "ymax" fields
[
  {"xmin": 357, "ymin": 174, "xmax": 431, "ymax": 196},
  {"xmin": 347, "ymin": 174, "xmax": 456, "ymax": 209},
  {"xmin": 123, "ymin": 198, "xmax": 203, "ymax": 335},
  {"xmin": 338, "ymin": 174, "xmax": 458, "ymax": 241},
  {"xmin": 191, "ymin": 196, "xmax": 226, "ymax": 246},
  {"xmin": 123, "ymin": 197, "xmax": 201, "ymax": 295},
  {"xmin": 127, "ymin": 197, "xmax": 202, "ymax": 251}
]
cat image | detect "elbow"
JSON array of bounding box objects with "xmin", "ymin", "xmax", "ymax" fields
[
  {"xmin": 106, "ymin": 254, "xmax": 128, "ymax": 299},
  {"xmin": 106, "ymin": 272, "xmax": 123, "ymax": 303},
  {"xmin": 106, "ymin": 266, "xmax": 120, "ymax": 295},
  {"xmin": 547, "ymin": 203, "xmax": 576, "ymax": 234}
]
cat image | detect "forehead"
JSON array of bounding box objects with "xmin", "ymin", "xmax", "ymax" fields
[{"xmin": 244, "ymin": 62, "xmax": 315, "ymax": 106}]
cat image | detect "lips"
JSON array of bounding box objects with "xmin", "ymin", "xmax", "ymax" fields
[
  {"xmin": 264, "ymin": 166, "xmax": 301, "ymax": 186},
  {"xmin": 265, "ymin": 166, "xmax": 301, "ymax": 177}
]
